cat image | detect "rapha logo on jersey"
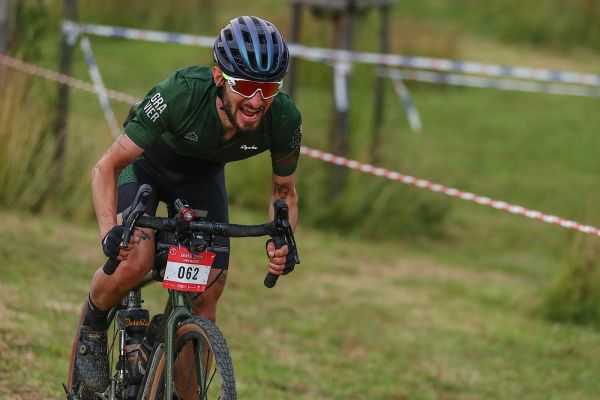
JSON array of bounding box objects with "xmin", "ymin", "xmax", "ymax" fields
[
  {"xmin": 143, "ymin": 92, "xmax": 167, "ymax": 123},
  {"xmin": 290, "ymin": 124, "xmax": 302, "ymax": 149},
  {"xmin": 184, "ymin": 131, "xmax": 199, "ymax": 142},
  {"xmin": 240, "ymin": 145, "xmax": 259, "ymax": 151}
]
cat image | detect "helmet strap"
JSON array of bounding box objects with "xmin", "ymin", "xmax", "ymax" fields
[
  {"xmin": 216, "ymin": 83, "xmax": 225, "ymax": 101},
  {"xmin": 217, "ymin": 85, "xmax": 240, "ymax": 130}
]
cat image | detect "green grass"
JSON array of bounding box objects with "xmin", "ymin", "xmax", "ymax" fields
[
  {"xmin": 394, "ymin": 0, "xmax": 600, "ymax": 51},
  {"xmin": 2, "ymin": 1, "xmax": 600, "ymax": 398},
  {"xmin": 1, "ymin": 209, "xmax": 600, "ymax": 399},
  {"xmin": 14, "ymin": 0, "xmax": 596, "ymax": 304}
]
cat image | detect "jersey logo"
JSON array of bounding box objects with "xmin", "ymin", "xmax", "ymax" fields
[
  {"xmin": 184, "ymin": 131, "xmax": 199, "ymax": 142},
  {"xmin": 290, "ymin": 124, "xmax": 302, "ymax": 149},
  {"xmin": 143, "ymin": 92, "xmax": 167, "ymax": 123},
  {"xmin": 240, "ymin": 145, "xmax": 258, "ymax": 151}
]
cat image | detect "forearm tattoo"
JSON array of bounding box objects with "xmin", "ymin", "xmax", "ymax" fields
[
  {"xmin": 135, "ymin": 229, "xmax": 152, "ymax": 244},
  {"xmin": 139, "ymin": 231, "xmax": 151, "ymax": 241},
  {"xmin": 273, "ymin": 183, "xmax": 291, "ymax": 199}
]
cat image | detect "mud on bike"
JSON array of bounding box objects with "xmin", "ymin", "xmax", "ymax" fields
[{"xmin": 64, "ymin": 184, "xmax": 300, "ymax": 400}]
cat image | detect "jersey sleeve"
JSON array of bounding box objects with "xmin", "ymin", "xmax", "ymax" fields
[
  {"xmin": 270, "ymin": 94, "xmax": 302, "ymax": 177},
  {"xmin": 124, "ymin": 70, "xmax": 192, "ymax": 149}
]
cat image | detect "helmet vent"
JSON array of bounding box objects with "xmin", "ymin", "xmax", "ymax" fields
[
  {"xmin": 261, "ymin": 53, "xmax": 269, "ymax": 70},
  {"xmin": 242, "ymin": 31, "xmax": 252, "ymax": 44}
]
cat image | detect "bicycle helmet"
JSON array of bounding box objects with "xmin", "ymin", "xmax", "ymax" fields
[{"xmin": 214, "ymin": 16, "xmax": 289, "ymax": 82}]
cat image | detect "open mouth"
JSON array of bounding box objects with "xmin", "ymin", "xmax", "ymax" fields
[{"xmin": 239, "ymin": 105, "xmax": 263, "ymax": 124}]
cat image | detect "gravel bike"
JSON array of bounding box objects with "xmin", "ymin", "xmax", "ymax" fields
[{"xmin": 64, "ymin": 184, "xmax": 299, "ymax": 400}]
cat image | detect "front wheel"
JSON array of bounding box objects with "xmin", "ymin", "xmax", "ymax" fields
[{"xmin": 146, "ymin": 317, "xmax": 236, "ymax": 400}]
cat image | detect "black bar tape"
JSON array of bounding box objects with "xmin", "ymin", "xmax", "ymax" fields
[
  {"xmin": 103, "ymin": 257, "xmax": 121, "ymax": 275},
  {"xmin": 264, "ymin": 236, "xmax": 286, "ymax": 288}
]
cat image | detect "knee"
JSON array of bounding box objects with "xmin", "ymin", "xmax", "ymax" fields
[
  {"xmin": 120, "ymin": 254, "xmax": 153, "ymax": 282},
  {"xmin": 97, "ymin": 253, "xmax": 153, "ymax": 293}
]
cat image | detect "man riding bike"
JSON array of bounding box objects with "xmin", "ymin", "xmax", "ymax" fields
[{"xmin": 72, "ymin": 16, "xmax": 301, "ymax": 395}]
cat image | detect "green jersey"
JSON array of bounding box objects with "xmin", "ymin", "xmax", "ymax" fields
[{"xmin": 124, "ymin": 66, "xmax": 302, "ymax": 176}]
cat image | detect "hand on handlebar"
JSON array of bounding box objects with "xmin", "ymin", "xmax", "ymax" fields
[
  {"xmin": 101, "ymin": 225, "xmax": 142, "ymax": 261},
  {"xmin": 265, "ymin": 239, "xmax": 296, "ymax": 276},
  {"xmin": 263, "ymin": 200, "xmax": 300, "ymax": 288}
]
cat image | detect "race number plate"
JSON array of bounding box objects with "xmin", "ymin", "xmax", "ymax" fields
[{"xmin": 163, "ymin": 246, "xmax": 216, "ymax": 293}]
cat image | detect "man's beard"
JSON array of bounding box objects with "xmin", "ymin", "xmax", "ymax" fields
[{"xmin": 218, "ymin": 86, "xmax": 262, "ymax": 135}]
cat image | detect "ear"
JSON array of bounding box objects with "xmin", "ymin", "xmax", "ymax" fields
[{"xmin": 212, "ymin": 66, "xmax": 224, "ymax": 86}]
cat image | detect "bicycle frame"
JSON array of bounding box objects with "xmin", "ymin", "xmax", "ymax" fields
[
  {"xmin": 164, "ymin": 289, "xmax": 195, "ymax": 400},
  {"xmin": 106, "ymin": 274, "xmax": 199, "ymax": 400}
]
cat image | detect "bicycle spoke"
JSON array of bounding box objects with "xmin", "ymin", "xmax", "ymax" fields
[
  {"xmin": 191, "ymin": 338, "xmax": 201, "ymax": 398},
  {"xmin": 205, "ymin": 368, "xmax": 218, "ymax": 397},
  {"xmin": 203, "ymin": 344, "xmax": 217, "ymax": 397}
]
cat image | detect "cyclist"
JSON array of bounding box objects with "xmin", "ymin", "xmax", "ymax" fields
[{"xmin": 72, "ymin": 16, "xmax": 301, "ymax": 395}]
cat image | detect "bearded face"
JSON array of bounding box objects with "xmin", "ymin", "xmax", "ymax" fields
[{"xmin": 214, "ymin": 68, "xmax": 276, "ymax": 134}]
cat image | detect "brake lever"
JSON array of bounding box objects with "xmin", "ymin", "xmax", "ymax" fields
[
  {"xmin": 122, "ymin": 184, "xmax": 152, "ymax": 222},
  {"xmin": 103, "ymin": 184, "xmax": 152, "ymax": 275},
  {"xmin": 121, "ymin": 184, "xmax": 152, "ymax": 246},
  {"xmin": 264, "ymin": 199, "xmax": 300, "ymax": 288},
  {"xmin": 282, "ymin": 225, "xmax": 300, "ymax": 264},
  {"xmin": 275, "ymin": 199, "xmax": 300, "ymax": 262}
]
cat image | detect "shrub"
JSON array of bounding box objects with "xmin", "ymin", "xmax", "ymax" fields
[
  {"xmin": 542, "ymin": 230, "xmax": 600, "ymax": 329},
  {"xmin": 0, "ymin": 71, "xmax": 56, "ymax": 211}
]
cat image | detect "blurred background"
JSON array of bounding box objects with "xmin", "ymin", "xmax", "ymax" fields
[{"xmin": 1, "ymin": 0, "xmax": 600, "ymax": 398}]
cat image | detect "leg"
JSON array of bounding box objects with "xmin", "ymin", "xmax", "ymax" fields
[
  {"xmin": 89, "ymin": 226, "xmax": 155, "ymax": 310},
  {"xmin": 72, "ymin": 162, "xmax": 160, "ymax": 395},
  {"xmin": 192, "ymin": 268, "xmax": 228, "ymax": 322},
  {"xmin": 87, "ymin": 163, "xmax": 161, "ymax": 312},
  {"xmin": 72, "ymin": 227, "xmax": 155, "ymax": 396}
]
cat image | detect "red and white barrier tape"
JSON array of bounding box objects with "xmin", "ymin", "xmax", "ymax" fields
[
  {"xmin": 300, "ymin": 148, "xmax": 600, "ymax": 237},
  {"xmin": 2, "ymin": 52, "xmax": 598, "ymax": 237},
  {"xmin": 0, "ymin": 52, "xmax": 139, "ymax": 104}
]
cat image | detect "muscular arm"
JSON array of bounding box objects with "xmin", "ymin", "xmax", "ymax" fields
[
  {"xmin": 91, "ymin": 134, "xmax": 144, "ymax": 238},
  {"xmin": 268, "ymin": 173, "xmax": 298, "ymax": 231}
]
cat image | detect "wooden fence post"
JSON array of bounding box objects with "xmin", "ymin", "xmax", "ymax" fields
[
  {"xmin": 369, "ymin": 4, "xmax": 390, "ymax": 164},
  {"xmin": 54, "ymin": 0, "xmax": 78, "ymax": 163},
  {"xmin": 0, "ymin": 0, "xmax": 9, "ymax": 53},
  {"xmin": 328, "ymin": 8, "xmax": 353, "ymax": 197},
  {"xmin": 284, "ymin": 1, "xmax": 302, "ymax": 98}
]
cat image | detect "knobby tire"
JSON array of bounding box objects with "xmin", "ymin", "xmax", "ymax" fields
[{"xmin": 146, "ymin": 317, "xmax": 236, "ymax": 400}]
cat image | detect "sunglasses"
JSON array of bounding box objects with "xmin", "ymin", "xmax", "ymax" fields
[{"xmin": 222, "ymin": 72, "xmax": 283, "ymax": 100}]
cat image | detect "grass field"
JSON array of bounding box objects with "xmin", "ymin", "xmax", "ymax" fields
[
  {"xmin": 2, "ymin": 1, "xmax": 600, "ymax": 399},
  {"xmin": 1, "ymin": 208, "xmax": 600, "ymax": 400}
]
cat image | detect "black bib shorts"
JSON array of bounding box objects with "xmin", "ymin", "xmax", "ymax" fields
[{"xmin": 116, "ymin": 141, "xmax": 230, "ymax": 269}]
